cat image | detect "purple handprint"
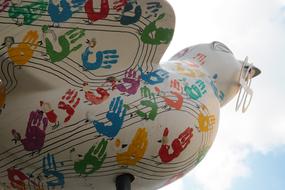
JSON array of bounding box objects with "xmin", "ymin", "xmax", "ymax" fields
[
  {"xmin": 116, "ymin": 69, "xmax": 141, "ymax": 95},
  {"xmin": 92, "ymin": 97, "xmax": 127, "ymax": 138},
  {"xmin": 11, "ymin": 110, "xmax": 48, "ymax": 152}
]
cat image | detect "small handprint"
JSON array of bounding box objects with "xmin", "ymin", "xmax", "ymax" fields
[
  {"xmin": 7, "ymin": 167, "xmax": 29, "ymax": 190},
  {"xmin": 83, "ymin": 82, "xmax": 110, "ymax": 105},
  {"xmin": 58, "ymin": 89, "xmax": 80, "ymax": 123},
  {"xmin": 145, "ymin": 2, "xmax": 162, "ymax": 18},
  {"xmin": 84, "ymin": 0, "xmax": 109, "ymax": 23},
  {"xmin": 158, "ymin": 127, "xmax": 193, "ymax": 163},
  {"xmin": 116, "ymin": 69, "xmax": 141, "ymax": 95},
  {"xmin": 113, "ymin": 0, "xmax": 127, "ymax": 12},
  {"xmin": 196, "ymin": 105, "xmax": 215, "ymax": 132},
  {"xmin": 8, "ymin": 30, "xmax": 38, "ymax": 66},
  {"xmin": 74, "ymin": 139, "xmax": 108, "ymax": 175},
  {"xmin": 82, "ymin": 39, "xmax": 119, "ymax": 70},
  {"xmin": 140, "ymin": 13, "xmax": 174, "ymax": 45},
  {"xmin": 139, "ymin": 66, "xmax": 169, "ymax": 85},
  {"xmin": 12, "ymin": 110, "xmax": 48, "ymax": 152},
  {"xmin": 93, "ymin": 97, "xmax": 127, "ymax": 138},
  {"xmin": 119, "ymin": 1, "xmax": 142, "ymax": 25},
  {"xmin": 45, "ymin": 27, "xmax": 85, "ymax": 63},
  {"xmin": 136, "ymin": 86, "xmax": 158, "ymax": 120},
  {"xmin": 48, "ymin": 0, "xmax": 73, "ymax": 26},
  {"xmin": 116, "ymin": 128, "xmax": 148, "ymax": 166},
  {"xmin": 184, "ymin": 80, "xmax": 207, "ymax": 101},
  {"xmin": 0, "ymin": 0, "xmax": 10, "ymax": 13},
  {"xmin": 42, "ymin": 154, "xmax": 65, "ymax": 189},
  {"xmin": 155, "ymin": 79, "xmax": 184, "ymax": 110}
]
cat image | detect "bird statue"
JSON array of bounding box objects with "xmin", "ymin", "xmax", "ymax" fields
[{"xmin": 0, "ymin": 0, "xmax": 260, "ymax": 190}]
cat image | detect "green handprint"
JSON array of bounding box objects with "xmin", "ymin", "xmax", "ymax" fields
[
  {"xmin": 136, "ymin": 86, "xmax": 158, "ymax": 120},
  {"xmin": 74, "ymin": 139, "xmax": 108, "ymax": 175},
  {"xmin": 44, "ymin": 27, "xmax": 85, "ymax": 63}
]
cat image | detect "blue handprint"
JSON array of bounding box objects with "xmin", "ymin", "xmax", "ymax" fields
[
  {"xmin": 42, "ymin": 153, "xmax": 65, "ymax": 190},
  {"xmin": 93, "ymin": 97, "xmax": 127, "ymax": 138},
  {"xmin": 82, "ymin": 47, "xmax": 119, "ymax": 70},
  {"xmin": 138, "ymin": 66, "xmax": 169, "ymax": 85}
]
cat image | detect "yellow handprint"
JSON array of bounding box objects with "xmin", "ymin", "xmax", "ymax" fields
[
  {"xmin": 197, "ymin": 105, "xmax": 216, "ymax": 132},
  {"xmin": 116, "ymin": 128, "xmax": 148, "ymax": 166},
  {"xmin": 8, "ymin": 30, "xmax": 38, "ymax": 65}
]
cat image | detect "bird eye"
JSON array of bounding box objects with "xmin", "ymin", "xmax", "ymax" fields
[{"xmin": 211, "ymin": 41, "xmax": 233, "ymax": 54}]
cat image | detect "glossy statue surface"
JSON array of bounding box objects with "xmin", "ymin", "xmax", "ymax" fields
[{"xmin": 0, "ymin": 0, "xmax": 260, "ymax": 190}]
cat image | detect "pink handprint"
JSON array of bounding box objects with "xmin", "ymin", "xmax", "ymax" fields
[
  {"xmin": 58, "ymin": 89, "xmax": 80, "ymax": 123},
  {"xmin": 116, "ymin": 69, "xmax": 141, "ymax": 95}
]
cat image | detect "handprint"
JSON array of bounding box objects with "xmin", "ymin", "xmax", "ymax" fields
[
  {"xmin": 185, "ymin": 80, "xmax": 207, "ymax": 101},
  {"xmin": 42, "ymin": 154, "xmax": 65, "ymax": 189},
  {"xmin": 119, "ymin": 1, "xmax": 142, "ymax": 25},
  {"xmin": 7, "ymin": 167, "xmax": 29, "ymax": 190},
  {"xmin": 0, "ymin": 0, "xmax": 10, "ymax": 13},
  {"xmin": 58, "ymin": 89, "xmax": 80, "ymax": 123},
  {"xmin": 176, "ymin": 63, "xmax": 206, "ymax": 78},
  {"xmin": 159, "ymin": 127, "xmax": 193, "ymax": 163},
  {"xmin": 82, "ymin": 47, "xmax": 119, "ymax": 70},
  {"xmin": 113, "ymin": 0, "xmax": 127, "ymax": 12},
  {"xmin": 140, "ymin": 13, "xmax": 174, "ymax": 45},
  {"xmin": 196, "ymin": 105, "xmax": 215, "ymax": 132},
  {"xmin": 74, "ymin": 139, "xmax": 108, "ymax": 175},
  {"xmin": 155, "ymin": 79, "xmax": 184, "ymax": 110},
  {"xmin": 93, "ymin": 97, "xmax": 127, "ymax": 138},
  {"xmin": 48, "ymin": 0, "xmax": 73, "ymax": 26},
  {"xmin": 11, "ymin": 110, "xmax": 48, "ymax": 152},
  {"xmin": 7, "ymin": 30, "xmax": 38, "ymax": 66},
  {"xmin": 145, "ymin": 2, "xmax": 162, "ymax": 18},
  {"xmin": 8, "ymin": 0, "xmax": 47, "ymax": 25},
  {"xmin": 84, "ymin": 0, "xmax": 109, "ymax": 23},
  {"xmin": 116, "ymin": 128, "xmax": 148, "ymax": 166},
  {"xmin": 136, "ymin": 86, "xmax": 158, "ymax": 120},
  {"xmin": 44, "ymin": 27, "xmax": 85, "ymax": 63},
  {"xmin": 40, "ymin": 101, "xmax": 58, "ymax": 124},
  {"xmin": 193, "ymin": 53, "xmax": 207, "ymax": 65},
  {"xmin": 83, "ymin": 82, "xmax": 110, "ymax": 105},
  {"xmin": 138, "ymin": 66, "xmax": 169, "ymax": 85},
  {"xmin": 116, "ymin": 69, "xmax": 141, "ymax": 95}
]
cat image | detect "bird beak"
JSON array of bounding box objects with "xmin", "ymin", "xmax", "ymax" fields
[{"xmin": 245, "ymin": 65, "xmax": 261, "ymax": 78}]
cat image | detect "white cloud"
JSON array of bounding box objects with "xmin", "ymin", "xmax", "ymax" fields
[{"xmin": 161, "ymin": 0, "xmax": 285, "ymax": 190}]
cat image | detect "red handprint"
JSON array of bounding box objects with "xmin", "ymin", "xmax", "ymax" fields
[
  {"xmin": 83, "ymin": 82, "xmax": 110, "ymax": 105},
  {"xmin": 58, "ymin": 89, "xmax": 80, "ymax": 123},
  {"xmin": 158, "ymin": 127, "xmax": 193, "ymax": 163},
  {"xmin": 113, "ymin": 0, "xmax": 128, "ymax": 12}
]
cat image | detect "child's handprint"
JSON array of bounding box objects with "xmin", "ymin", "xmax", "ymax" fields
[
  {"xmin": 116, "ymin": 69, "xmax": 141, "ymax": 95},
  {"xmin": 45, "ymin": 27, "xmax": 85, "ymax": 63},
  {"xmin": 42, "ymin": 154, "xmax": 65, "ymax": 189},
  {"xmin": 74, "ymin": 139, "xmax": 108, "ymax": 175},
  {"xmin": 136, "ymin": 86, "xmax": 158, "ymax": 120},
  {"xmin": 58, "ymin": 89, "xmax": 80, "ymax": 123},
  {"xmin": 116, "ymin": 128, "xmax": 148, "ymax": 165},
  {"xmin": 93, "ymin": 97, "xmax": 127, "ymax": 138},
  {"xmin": 139, "ymin": 66, "xmax": 169, "ymax": 85},
  {"xmin": 8, "ymin": 30, "xmax": 38, "ymax": 65},
  {"xmin": 155, "ymin": 79, "xmax": 184, "ymax": 110}
]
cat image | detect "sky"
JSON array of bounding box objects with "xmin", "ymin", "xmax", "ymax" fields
[{"xmin": 160, "ymin": 0, "xmax": 285, "ymax": 190}]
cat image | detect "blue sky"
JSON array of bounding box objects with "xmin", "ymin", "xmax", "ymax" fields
[{"xmin": 160, "ymin": 0, "xmax": 285, "ymax": 190}]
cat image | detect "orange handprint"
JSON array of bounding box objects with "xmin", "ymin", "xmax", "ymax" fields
[
  {"xmin": 8, "ymin": 30, "xmax": 38, "ymax": 65},
  {"xmin": 155, "ymin": 79, "xmax": 184, "ymax": 110}
]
